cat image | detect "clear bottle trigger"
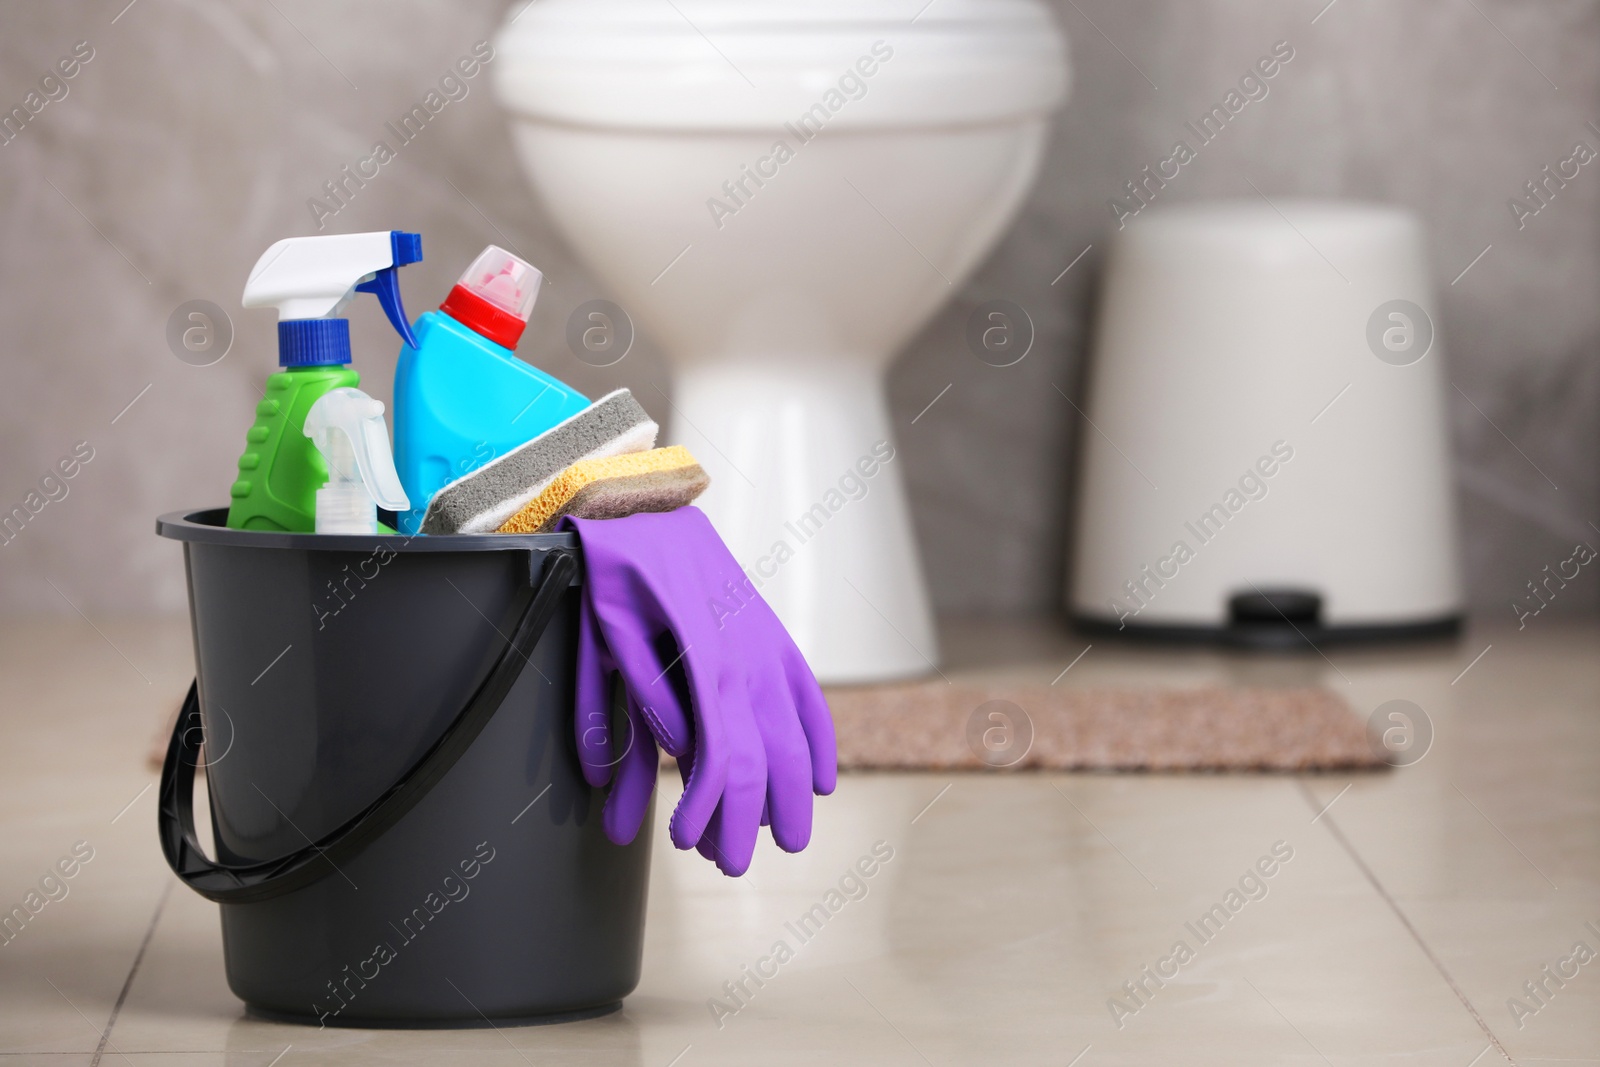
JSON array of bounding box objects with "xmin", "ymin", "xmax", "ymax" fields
[{"xmin": 303, "ymin": 387, "xmax": 410, "ymax": 533}]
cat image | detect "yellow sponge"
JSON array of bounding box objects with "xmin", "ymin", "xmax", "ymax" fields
[{"xmin": 495, "ymin": 445, "xmax": 709, "ymax": 534}]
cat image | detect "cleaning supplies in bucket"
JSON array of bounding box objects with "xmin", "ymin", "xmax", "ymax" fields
[
  {"xmin": 302, "ymin": 388, "xmax": 410, "ymax": 534},
  {"xmin": 563, "ymin": 507, "xmax": 837, "ymax": 877},
  {"xmin": 394, "ymin": 245, "xmax": 590, "ymax": 534},
  {"xmin": 162, "ymin": 224, "xmax": 836, "ymax": 1031},
  {"xmin": 227, "ymin": 230, "xmax": 422, "ymax": 533}
]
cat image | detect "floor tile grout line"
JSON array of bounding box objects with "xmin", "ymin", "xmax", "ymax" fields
[
  {"xmin": 1295, "ymin": 781, "xmax": 1519, "ymax": 1067},
  {"xmin": 91, "ymin": 880, "xmax": 173, "ymax": 1067}
]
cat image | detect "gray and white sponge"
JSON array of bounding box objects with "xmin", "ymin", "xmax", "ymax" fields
[{"xmin": 419, "ymin": 389, "xmax": 657, "ymax": 535}]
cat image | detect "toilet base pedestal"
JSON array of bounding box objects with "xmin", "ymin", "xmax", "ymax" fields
[{"xmin": 668, "ymin": 363, "xmax": 939, "ymax": 685}]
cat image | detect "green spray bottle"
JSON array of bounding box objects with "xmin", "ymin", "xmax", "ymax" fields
[{"xmin": 227, "ymin": 230, "xmax": 421, "ymax": 532}]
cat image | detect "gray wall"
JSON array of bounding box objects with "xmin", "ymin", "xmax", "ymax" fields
[{"xmin": 0, "ymin": 0, "xmax": 1595, "ymax": 621}]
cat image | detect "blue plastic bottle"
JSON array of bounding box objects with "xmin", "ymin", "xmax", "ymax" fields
[{"xmin": 393, "ymin": 246, "xmax": 588, "ymax": 533}]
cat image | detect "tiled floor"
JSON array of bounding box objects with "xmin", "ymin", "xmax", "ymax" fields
[{"xmin": 0, "ymin": 615, "xmax": 1594, "ymax": 1065}]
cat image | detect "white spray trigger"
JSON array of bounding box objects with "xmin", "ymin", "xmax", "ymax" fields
[{"xmin": 303, "ymin": 388, "xmax": 410, "ymax": 534}]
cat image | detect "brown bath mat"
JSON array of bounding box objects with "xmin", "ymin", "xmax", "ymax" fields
[{"xmin": 825, "ymin": 683, "xmax": 1383, "ymax": 772}]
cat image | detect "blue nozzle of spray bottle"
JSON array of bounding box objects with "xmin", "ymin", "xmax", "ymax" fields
[{"xmin": 354, "ymin": 231, "xmax": 423, "ymax": 349}]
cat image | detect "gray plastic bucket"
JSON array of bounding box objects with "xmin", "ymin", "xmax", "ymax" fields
[{"xmin": 155, "ymin": 509, "xmax": 651, "ymax": 1027}]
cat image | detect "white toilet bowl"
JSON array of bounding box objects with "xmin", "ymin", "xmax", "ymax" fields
[{"xmin": 494, "ymin": 0, "xmax": 1069, "ymax": 683}]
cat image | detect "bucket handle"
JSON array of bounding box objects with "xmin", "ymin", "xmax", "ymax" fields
[{"xmin": 157, "ymin": 548, "xmax": 579, "ymax": 904}]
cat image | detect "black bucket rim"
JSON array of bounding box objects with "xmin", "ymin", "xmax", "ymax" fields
[{"xmin": 157, "ymin": 508, "xmax": 577, "ymax": 554}]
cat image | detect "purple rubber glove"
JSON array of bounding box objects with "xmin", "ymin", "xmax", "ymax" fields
[{"xmin": 563, "ymin": 508, "xmax": 836, "ymax": 876}]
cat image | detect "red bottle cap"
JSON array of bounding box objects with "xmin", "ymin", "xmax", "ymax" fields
[
  {"xmin": 441, "ymin": 284, "xmax": 526, "ymax": 349},
  {"xmin": 438, "ymin": 246, "xmax": 543, "ymax": 350}
]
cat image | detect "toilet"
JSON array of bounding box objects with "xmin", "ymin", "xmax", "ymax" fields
[{"xmin": 493, "ymin": 0, "xmax": 1069, "ymax": 683}]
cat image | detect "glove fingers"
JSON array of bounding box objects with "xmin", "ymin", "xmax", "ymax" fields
[
  {"xmin": 722, "ymin": 574, "xmax": 835, "ymax": 798},
  {"xmin": 783, "ymin": 644, "xmax": 838, "ymax": 796},
  {"xmin": 702, "ymin": 688, "xmax": 766, "ymax": 876},
  {"xmin": 667, "ymin": 658, "xmax": 729, "ymax": 850},
  {"xmin": 601, "ymin": 696, "xmax": 659, "ymax": 846},
  {"xmin": 573, "ymin": 593, "xmax": 618, "ymax": 788},
  {"xmin": 748, "ymin": 669, "xmax": 815, "ymax": 854},
  {"xmin": 695, "ymin": 808, "xmax": 723, "ymax": 864}
]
